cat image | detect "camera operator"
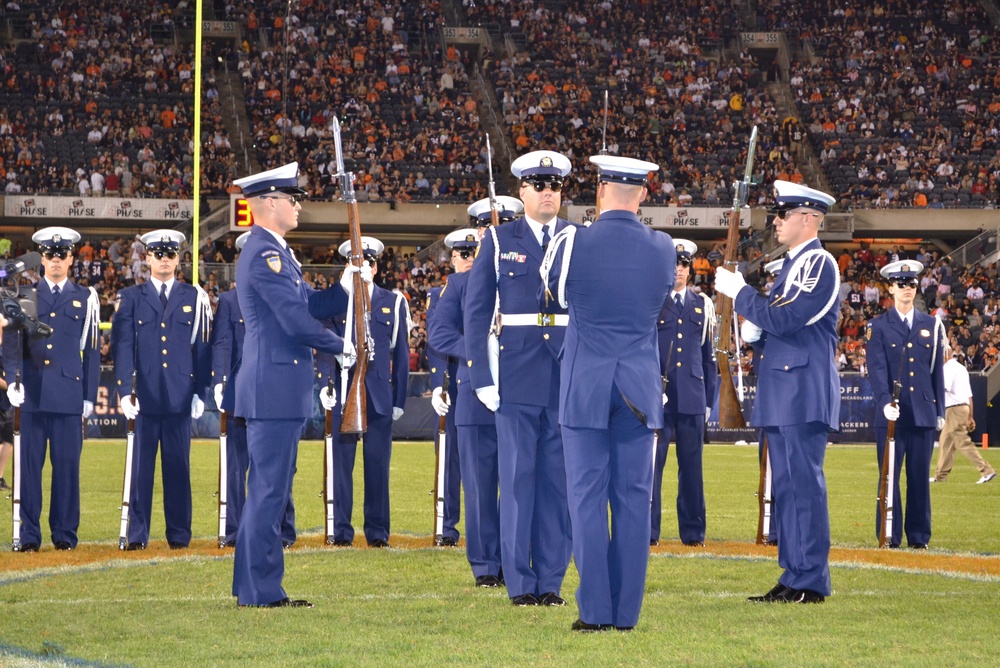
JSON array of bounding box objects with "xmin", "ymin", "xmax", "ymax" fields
[{"xmin": 2, "ymin": 227, "xmax": 100, "ymax": 552}]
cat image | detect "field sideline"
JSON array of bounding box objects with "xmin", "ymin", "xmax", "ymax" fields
[{"xmin": 1, "ymin": 441, "xmax": 997, "ymax": 667}]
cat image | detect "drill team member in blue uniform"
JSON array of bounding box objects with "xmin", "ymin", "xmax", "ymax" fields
[
  {"xmin": 211, "ymin": 232, "xmax": 296, "ymax": 547},
  {"xmin": 429, "ymin": 223, "xmax": 510, "ymax": 587},
  {"xmin": 465, "ymin": 151, "xmax": 576, "ymax": 607},
  {"xmin": 651, "ymin": 239, "xmax": 717, "ymax": 548},
  {"xmin": 427, "ymin": 279, "xmax": 461, "ymax": 547},
  {"xmin": 866, "ymin": 260, "xmax": 945, "ymax": 549},
  {"xmin": 312, "ymin": 236, "xmax": 409, "ymax": 549},
  {"xmin": 230, "ymin": 162, "xmax": 352, "ymax": 607},
  {"xmin": 112, "ymin": 229, "xmax": 212, "ymax": 550},
  {"xmin": 4, "ymin": 227, "xmax": 100, "ymax": 551},
  {"xmin": 542, "ymin": 155, "xmax": 673, "ymax": 631},
  {"xmin": 715, "ymin": 180, "xmax": 840, "ymax": 604}
]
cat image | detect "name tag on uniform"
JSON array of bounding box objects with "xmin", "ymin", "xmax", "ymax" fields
[
  {"xmin": 381, "ymin": 307, "xmax": 391, "ymax": 314},
  {"xmin": 920, "ymin": 329, "xmax": 930, "ymax": 337},
  {"xmin": 72, "ymin": 300, "xmax": 82, "ymax": 308},
  {"xmin": 183, "ymin": 305, "xmax": 193, "ymax": 313},
  {"xmin": 694, "ymin": 307, "xmax": 702, "ymax": 314}
]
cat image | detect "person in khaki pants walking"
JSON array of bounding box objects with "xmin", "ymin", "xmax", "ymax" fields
[{"xmin": 932, "ymin": 346, "xmax": 996, "ymax": 484}]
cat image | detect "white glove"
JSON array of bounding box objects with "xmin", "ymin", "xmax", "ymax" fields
[
  {"xmin": 191, "ymin": 395, "xmax": 205, "ymax": 420},
  {"xmin": 319, "ymin": 385, "xmax": 337, "ymax": 411},
  {"xmin": 6, "ymin": 383, "xmax": 24, "ymax": 408},
  {"xmin": 662, "ymin": 393, "xmax": 668, "ymax": 406},
  {"xmin": 431, "ymin": 386, "xmax": 450, "ymax": 416},
  {"xmin": 120, "ymin": 394, "xmax": 140, "ymax": 420},
  {"xmin": 883, "ymin": 403, "xmax": 900, "ymax": 421},
  {"xmin": 714, "ymin": 267, "xmax": 747, "ymax": 299},
  {"xmin": 741, "ymin": 320, "xmax": 763, "ymax": 343},
  {"xmin": 339, "ymin": 262, "xmax": 374, "ymax": 291},
  {"xmin": 936, "ymin": 416, "xmax": 945, "ymax": 432},
  {"xmin": 475, "ymin": 385, "xmax": 500, "ymax": 412},
  {"xmin": 392, "ymin": 407, "xmax": 404, "ymax": 421},
  {"xmin": 83, "ymin": 400, "xmax": 94, "ymax": 419},
  {"xmin": 705, "ymin": 407, "xmax": 711, "ymax": 424},
  {"xmin": 337, "ymin": 339, "xmax": 357, "ymax": 369},
  {"xmin": 214, "ymin": 383, "xmax": 225, "ymax": 412},
  {"xmin": 360, "ymin": 262, "xmax": 374, "ymax": 284}
]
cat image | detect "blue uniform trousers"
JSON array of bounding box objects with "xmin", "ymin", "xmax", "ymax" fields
[
  {"xmin": 457, "ymin": 423, "xmax": 501, "ymax": 577},
  {"xmin": 495, "ymin": 403, "xmax": 572, "ymax": 598},
  {"xmin": 651, "ymin": 413, "xmax": 705, "ymax": 543},
  {"xmin": 232, "ymin": 418, "xmax": 301, "ymax": 605},
  {"xmin": 874, "ymin": 425, "xmax": 933, "ymax": 547},
  {"xmin": 18, "ymin": 412, "xmax": 83, "ymax": 547},
  {"xmin": 334, "ymin": 411, "xmax": 393, "ymax": 544},
  {"xmin": 130, "ymin": 412, "xmax": 192, "ymax": 546},
  {"xmin": 439, "ymin": 408, "xmax": 461, "ymax": 542},
  {"xmin": 767, "ymin": 422, "xmax": 831, "ymax": 596},
  {"xmin": 562, "ymin": 388, "xmax": 654, "ymax": 629},
  {"xmin": 222, "ymin": 421, "xmax": 297, "ymax": 545}
]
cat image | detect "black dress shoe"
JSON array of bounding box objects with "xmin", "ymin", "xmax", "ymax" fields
[
  {"xmin": 17, "ymin": 543, "xmax": 40, "ymax": 553},
  {"xmin": 368, "ymin": 539, "xmax": 390, "ymax": 548},
  {"xmin": 909, "ymin": 543, "xmax": 928, "ymax": 550},
  {"xmin": 538, "ymin": 592, "xmax": 566, "ymax": 606},
  {"xmin": 282, "ymin": 540, "xmax": 294, "ymax": 549},
  {"xmin": 240, "ymin": 597, "xmax": 314, "ymax": 609},
  {"xmin": 168, "ymin": 541, "xmax": 188, "ymax": 550},
  {"xmin": 783, "ymin": 589, "xmax": 825, "ymax": 604},
  {"xmin": 223, "ymin": 539, "xmax": 236, "ymax": 548},
  {"xmin": 649, "ymin": 539, "xmax": 659, "ymax": 547},
  {"xmin": 438, "ymin": 536, "xmax": 458, "ymax": 547},
  {"xmin": 54, "ymin": 541, "xmax": 74, "ymax": 551},
  {"xmin": 762, "ymin": 539, "xmax": 778, "ymax": 547},
  {"xmin": 888, "ymin": 543, "xmax": 901, "ymax": 549},
  {"xmin": 332, "ymin": 540, "xmax": 352, "ymax": 547},
  {"xmin": 748, "ymin": 583, "xmax": 791, "ymax": 602},
  {"xmin": 571, "ymin": 618, "xmax": 612, "ymax": 632},
  {"xmin": 125, "ymin": 542, "xmax": 146, "ymax": 551},
  {"xmin": 615, "ymin": 626, "xmax": 634, "ymax": 632},
  {"xmin": 511, "ymin": 593, "xmax": 540, "ymax": 606},
  {"xmin": 475, "ymin": 575, "xmax": 501, "ymax": 588},
  {"xmin": 683, "ymin": 540, "xmax": 705, "ymax": 547}
]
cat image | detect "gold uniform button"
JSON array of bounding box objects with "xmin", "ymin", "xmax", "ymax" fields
[
  {"xmin": 467, "ymin": 360, "xmax": 473, "ymax": 367},
  {"xmin": 293, "ymin": 359, "xmax": 298, "ymax": 365},
  {"xmin": 162, "ymin": 349, "xmax": 168, "ymax": 355},
  {"xmin": 50, "ymin": 312, "xmax": 56, "ymax": 317},
  {"xmin": 659, "ymin": 320, "xmax": 664, "ymax": 324},
  {"xmin": 677, "ymin": 319, "xmax": 683, "ymax": 324},
  {"xmin": 909, "ymin": 371, "xmax": 914, "ymax": 377},
  {"xmin": 508, "ymin": 272, "xmax": 515, "ymax": 276},
  {"xmin": 909, "ymin": 358, "xmax": 914, "ymax": 362},
  {"xmin": 500, "ymin": 346, "xmax": 505, "ymax": 351},
  {"xmin": 676, "ymin": 362, "xmax": 682, "ymax": 367},
  {"xmin": 163, "ymin": 362, "xmax": 168, "ymax": 368},
  {"xmin": 46, "ymin": 344, "xmax": 52, "ymax": 349},
  {"xmin": 161, "ymin": 336, "xmax": 167, "ymax": 342},
  {"xmin": 676, "ymin": 347, "xmax": 682, "ymax": 353},
  {"xmin": 44, "ymin": 360, "xmax": 51, "ymax": 365},
  {"xmin": 907, "ymin": 342, "xmax": 913, "ymax": 348},
  {"xmin": 784, "ymin": 365, "xmax": 789, "ymax": 370},
  {"xmin": 910, "ymin": 386, "xmax": 915, "ymax": 392},
  {"xmin": 161, "ymin": 323, "xmax": 166, "ymax": 328},
  {"xmin": 677, "ymin": 333, "xmax": 683, "ymax": 339},
  {"xmin": 543, "ymin": 333, "xmax": 550, "ymax": 340}
]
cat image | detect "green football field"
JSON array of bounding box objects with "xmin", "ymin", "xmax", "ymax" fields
[{"xmin": 0, "ymin": 441, "xmax": 997, "ymax": 667}]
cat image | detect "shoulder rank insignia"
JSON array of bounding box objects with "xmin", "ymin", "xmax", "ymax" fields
[
  {"xmin": 267, "ymin": 256, "xmax": 282, "ymax": 273},
  {"xmin": 72, "ymin": 300, "xmax": 82, "ymax": 308},
  {"xmin": 183, "ymin": 305, "xmax": 193, "ymax": 313},
  {"xmin": 381, "ymin": 307, "xmax": 391, "ymax": 314},
  {"xmin": 865, "ymin": 323, "xmax": 872, "ymax": 341}
]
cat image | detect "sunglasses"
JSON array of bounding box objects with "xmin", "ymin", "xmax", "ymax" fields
[
  {"xmin": 775, "ymin": 208, "xmax": 817, "ymax": 220},
  {"xmin": 152, "ymin": 250, "xmax": 179, "ymax": 260},
  {"xmin": 893, "ymin": 279, "xmax": 918, "ymax": 289},
  {"xmin": 523, "ymin": 178, "xmax": 563, "ymax": 192},
  {"xmin": 42, "ymin": 249, "xmax": 70, "ymax": 260},
  {"xmin": 677, "ymin": 257, "xmax": 692, "ymax": 267},
  {"xmin": 456, "ymin": 250, "xmax": 475, "ymax": 260},
  {"xmin": 261, "ymin": 193, "xmax": 305, "ymax": 203}
]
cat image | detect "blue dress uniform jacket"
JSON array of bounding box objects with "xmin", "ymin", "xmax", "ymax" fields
[
  {"xmin": 652, "ymin": 289, "xmax": 718, "ymax": 544},
  {"xmin": 543, "ymin": 210, "xmax": 674, "ymax": 629},
  {"xmin": 3, "ymin": 281, "xmax": 99, "ymax": 548},
  {"xmin": 733, "ymin": 237, "xmax": 840, "ymax": 597},
  {"xmin": 463, "ymin": 216, "xmax": 576, "ymax": 599},
  {"xmin": 111, "ymin": 279, "xmax": 211, "ymax": 547},
  {"xmin": 428, "ymin": 270, "xmax": 502, "ymax": 578},
  {"xmin": 231, "ymin": 225, "xmax": 348, "ymax": 606},
  {"xmin": 309, "ymin": 284, "xmax": 409, "ymax": 545},
  {"xmin": 866, "ymin": 309, "xmax": 944, "ymax": 547},
  {"xmin": 426, "ymin": 285, "xmax": 461, "ymax": 542}
]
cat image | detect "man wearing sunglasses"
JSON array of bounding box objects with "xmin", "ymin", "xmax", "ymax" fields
[
  {"xmin": 428, "ymin": 226, "xmax": 504, "ymax": 587},
  {"xmin": 465, "ymin": 150, "xmax": 576, "ymax": 608},
  {"xmin": 111, "ymin": 229, "xmax": 213, "ymax": 552},
  {"xmin": 866, "ymin": 260, "xmax": 945, "ymax": 549},
  {"xmin": 540, "ymin": 154, "xmax": 674, "ymax": 631},
  {"xmin": 715, "ymin": 180, "xmax": 839, "ymax": 604},
  {"xmin": 651, "ymin": 239, "xmax": 718, "ymax": 549},
  {"xmin": 3, "ymin": 227, "xmax": 100, "ymax": 552}
]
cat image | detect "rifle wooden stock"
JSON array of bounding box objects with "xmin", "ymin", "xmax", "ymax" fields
[
  {"xmin": 340, "ymin": 198, "xmax": 371, "ymax": 434},
  {"xmin": 877, "ymin": 382, "xmax": 902, "ymax": 548},
  {"xmin": 716, "ymin": 205, "xmax": 746, "ymax": 429},
  {"xmin": 755, "ymin": 434, "xmax": 773, "ymax": 545}
]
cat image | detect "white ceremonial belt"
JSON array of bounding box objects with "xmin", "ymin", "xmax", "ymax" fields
[{"xmin": 499, "ymin": 313, "xmax": 568, "ymax": 327}]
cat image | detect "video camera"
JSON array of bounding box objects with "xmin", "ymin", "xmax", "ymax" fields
[{"xmin": 0, "ymin": 251, "xmax": 53, "ymax": 338}]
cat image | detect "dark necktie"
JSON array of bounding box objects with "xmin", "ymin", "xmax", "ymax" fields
[
  {"xmin": 541, "ymin": 225, "xmax": 550, "ymax": 252},
  {"xmin": 675, "ymin": 293, "xmax": 683, "ymax": 311},
  {"xmin": 159, "ymin": 283, "xmax": 168, "ymax": 309},
  {"xmin": 52, "ymin": 285, "xmax": 60, "ymax": 297}
]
